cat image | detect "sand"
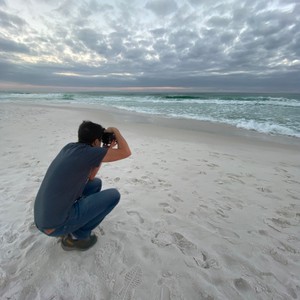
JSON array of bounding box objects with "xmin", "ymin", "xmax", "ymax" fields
[{"xmin": 0, "ymin": 102, "xmax": 299, "ymax": 300}]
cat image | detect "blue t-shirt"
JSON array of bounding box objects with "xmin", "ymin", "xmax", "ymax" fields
[{"xmin": 34, "ymin": 143, "xmax": 107, "ymax": 229}]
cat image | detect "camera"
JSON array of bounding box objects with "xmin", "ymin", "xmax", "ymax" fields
[{"xmin": 102, "ymin": 132, "xmax": 115, "ymax": 145}]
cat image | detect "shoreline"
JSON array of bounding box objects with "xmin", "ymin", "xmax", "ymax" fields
[
  {"xmin": 1, "ymin": 90, "xmax": 299, "ymax": 140},
  {"xmin": 5, "ymin": 101, "xmax": 300, "ymax": 149}
]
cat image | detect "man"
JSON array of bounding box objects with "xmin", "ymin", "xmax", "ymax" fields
[{"xmin": 34, "ymin": 121, "xmax": 131, "ymax": 251}]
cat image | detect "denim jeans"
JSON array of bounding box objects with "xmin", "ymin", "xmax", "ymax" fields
[{"xmin": 46, "ymin": 178, "xmax": 120, "ymax": 239}]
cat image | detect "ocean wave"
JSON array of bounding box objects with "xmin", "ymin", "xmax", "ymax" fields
[
  {"xmin": 110, "ymin": 105, "xmax": 300, "ymax": 138},
  {"xmin": 133, "ymin": 96, "xmax": 300, "ymax": 107},
  {"xmin": 235, "ymin": 120, "xmax": 300, "ymax": 137},
  {"xmin": 164, "ymin": 95, "xmax": 203, "ymax": 100},
  {"xmin": 62, "ymin": 94, "xmax": 75, "ymax": 101},
  {"xmin": 1, "ymin": 93, "xmax": 299, "ymax": 107},
  {"xmin": 112, "ymin": 105, "xmax": 165, "ymax": 115}
]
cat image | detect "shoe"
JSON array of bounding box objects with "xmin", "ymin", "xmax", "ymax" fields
[
  {"xmin": 61, "ymin": 234, "xmax": 98, "ymax": 251},
  {"xmin": 56, "ymin": 235, "xmax": 66, "ymax": 243}
]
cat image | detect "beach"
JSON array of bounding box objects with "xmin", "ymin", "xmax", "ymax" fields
[{"xmin": 0, "ymin": 102, "xmax": 299, "ymax": 299}]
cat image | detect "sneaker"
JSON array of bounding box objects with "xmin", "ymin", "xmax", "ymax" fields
[{"xmin": 61, "ymin": 234, "xmax": 98, "ymax": 251}]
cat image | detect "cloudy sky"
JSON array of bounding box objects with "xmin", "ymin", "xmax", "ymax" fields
[{"xmin": 0, "ymin": 0, "xmax": 299, "ymax": 92}]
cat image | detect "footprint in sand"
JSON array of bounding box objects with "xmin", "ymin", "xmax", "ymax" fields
[
  {"xmin": 151, "ymin": 231, "xmax": 220, "ymax": 270},
  {"xmin": 215, "ymin": 208, "xmax": 229, "ymax": 218},
  {"xmin": 19, "ymin": 234, "xmax": 36, "ymax": 250},
  {"xmin": 268, "ymin": 248, "xmax": 289, "ymax": 265},
  {"xmin": 114, "ymin": 177, "xmax": 121, "ymax": 182},
  {"xmin": 127, "ymin": 210, "xmax": 144, "ymax": 224},
  {"xmin": 21, "ymin": 267, "xmax": 34, "ymax": 281},
  {"xmin": 278, "ymin": 241, "xmax": 298, "ymax": 254},
  {"xmin": 99, "ymin": 227, "xmax": 105, "ymax": 236},
  {"xmin": 113, "ymin": 265, "xmax": 142, "ymax": 300},
  {"xmin": 209, "ymin": 152, "xmax": 220, "ymax": 158},
  {"xmin": 95, "ymin": 240, "xmax": 121, "ymax": 271},
  {"xmin": 275, "ymin": 207, "xmax": 295, "ymax": 218},
  {"xmin": 207, "ymin": 163, "xmax": 219, "ymax": 168},
  {"xmin": 191, "ymin": 251, "xmax": 220, "ymax": 270},
  {"xmin": 287, "ymin": 189, "xmax": 300, "ymax": 200},
  {"xmin": 256, "ymin": 187, "xmax": 272, "ymax": 193},
  {"xmin": 95, "ymin": 240, "xmax": 121, "ymax": 286},
  {"xmin": 157, "ymin": 179, "xmax": 172, "ymax": 188},
  {"xmin": 284, "ymin": 178, "xmax": 300, "ymax": 184},
  {"xmin": 168, "ymin": 193, "xmax": 183, "ymax": 203},
  {"xmin": 159, "ymin": 284, "xmax": 171, "ymax": 300},
  {"xmin": 159, "ymin": 203, "xmax": 176, "ymax": 214},
  {"xmin": 171, "ymin": 232, "xmax": 198, "ymax": 255},
  {"xmin": 234, "ymin": 278, "xmax": 251, "ymax": 292},
  {"xmin": 3, "ymin": 231, "xmax": 18, "ymax": 244},
  {"xmin": 218, "ymin": 227, "xmax": 240, "ymax": 240},
  {"xmin": 151, "ymin": 232, "xmax": 174, "ymax": 247},
  {"xmin": 151, "ymin": 231, "xmax": 197, "ymax": 254},
  {"xmin": 0, "ymin": 267, "xmax": 8, "ymax": 289},
  {"xmin": 263, "ymin": 217, "xmax": 292, "ymax": 232},
  {"xmin": 258, "ymin": 229, "xmax": 268, "ymax": 236},
  {"xmin": 227, "ymin": 173, "xmax": 245, "ymax": 184},
  {"xmin": 274, "ymin": 167, "xmax": 288, "ymax": 174},
  {"xmin": 198, "ymin": 171, "xmax": 207, "ymax": 175},
  {"xmin": 28, "ymin": 222, "xmax": 37, "ymax": 233}
]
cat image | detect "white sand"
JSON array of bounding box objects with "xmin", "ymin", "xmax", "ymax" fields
[{"xmin": 0, "ymin": 102, "xmax": 299, "ymax": 300}]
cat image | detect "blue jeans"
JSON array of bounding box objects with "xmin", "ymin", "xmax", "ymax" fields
[{"xmin": 46, "ymin": 178, "xmax": 120, "ymax": 239}]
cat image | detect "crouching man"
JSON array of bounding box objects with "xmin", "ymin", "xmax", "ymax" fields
[{"xmin": 34, "ymin": 121, "xmax": 131, "ymax": 251}]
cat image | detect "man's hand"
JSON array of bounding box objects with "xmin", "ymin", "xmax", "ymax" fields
[
  {"xmin": 102, "ymin": 127, "xmax": 131, "ymax": 162},
  {"xmin": 109, "ymin": 140, "xmax": 118, "ymax": 149},
  {"xmin": 105, "ymin": 127, "xmax": 117, "ymax": 134}
]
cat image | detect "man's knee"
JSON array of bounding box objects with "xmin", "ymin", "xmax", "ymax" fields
[
  {"xmin": 93, "ymin": 177, "xmax": 102, "ymax": 189},
  {"xmin": 87, "ymin": 177, "xmax": 102, "ymax": 193},
  {"xmin": 109, "ymin": 188, "xmax": 121, "ymax": 206}
]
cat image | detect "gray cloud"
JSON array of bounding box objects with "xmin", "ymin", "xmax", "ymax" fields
[
  {"xmin": 0, "ymin": 9, "xmax": 26, "ymax": 29},
  {"xmin": 0, "ymin": 0, "xmax": 299, "ymax": 92},
  {"xmin": 0, "ymin": 37, "xmax": 30, "ymax": 53},
  {"xmin": 145, "ymin": 0, "xmax": 178, "ymax": 16}
]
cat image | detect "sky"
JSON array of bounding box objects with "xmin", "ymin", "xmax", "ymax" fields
[{"xmin": 0, "ymin": 0, "xmax": 299, "ymax": 92}]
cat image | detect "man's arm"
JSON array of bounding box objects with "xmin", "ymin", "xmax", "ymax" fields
[{"xmin": 102, "ymin": 127, "xmax": 131, "ymax": 163}]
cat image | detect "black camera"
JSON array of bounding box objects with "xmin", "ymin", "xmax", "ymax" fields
[{"xmin": 102, "ymin": 132, "xmax": 115, "ymax": 145}]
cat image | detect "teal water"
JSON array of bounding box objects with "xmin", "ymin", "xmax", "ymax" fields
[{"xmin": 1, "ymin": 92, "xmax": 299, "ymax": 138}]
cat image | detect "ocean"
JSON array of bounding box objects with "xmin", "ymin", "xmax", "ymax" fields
[{"xmin": 1, "ymin": 92, "xmax": 300, "ymax": 138}]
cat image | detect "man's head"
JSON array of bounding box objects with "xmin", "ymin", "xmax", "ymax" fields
[{"xmin": 78, "ymin": 121, "xmax": 104, "ymax": 145}]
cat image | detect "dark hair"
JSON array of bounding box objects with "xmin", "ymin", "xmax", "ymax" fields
[{"xmin": 78, "ymin": 121, "xmax": 104, "ymax": 145}]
